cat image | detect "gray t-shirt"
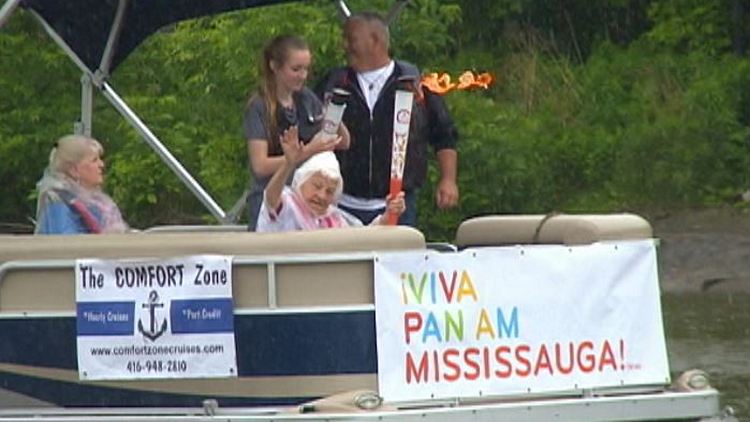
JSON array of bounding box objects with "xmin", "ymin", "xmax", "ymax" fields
[{"xmin": 243, "ymin": 87, "xmax": 323, "ymax": 230}]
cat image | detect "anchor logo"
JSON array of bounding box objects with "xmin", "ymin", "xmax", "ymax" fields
[{"xmin": 137, "ymin": 290, "xmax": 168, "ymax": 341}]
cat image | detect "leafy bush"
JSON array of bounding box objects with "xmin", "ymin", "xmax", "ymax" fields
[
  {"xmin": 2, "ymin": 1, "xmax": 750, "ymax": 241},
  {"xmin": 419, "ymin": 35, "xmax": 750, "ymax": 241}
]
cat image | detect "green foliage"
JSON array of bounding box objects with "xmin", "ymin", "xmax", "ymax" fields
[
  {"xmin": 578, "ymin": 45, "xmax": 750, "ymax": 206},
  {"xmin": 452, "ymin": 0, "xmax": 655, "ymax": 60},
  {"xmin": 419, "ymin": 34, "xmax": 750, "ymax": 241},
  {"xmin": 98, "ymin": 0, "xmax": 462, "ymax": 228},
  {"xmin": 2, "ymin": 1, "xmax": 750, "ymax": 241},
  {"xmin": 387, "ymin": 0, "xmax": 462, "ymax": 67},
  {"xmin": 647, "ymin": 0, "xmax": 732, "ymax": 54},
  {"xmin": 101, "ymin": 3, "xmax": 344, "ymax": 227},
  {"xmin": 323, "ymin": 0, "xmax": 461, "ymax": 68},
  {"xmin": 0, "ymin": 11, "xmax": 81, "ymax": 229}
]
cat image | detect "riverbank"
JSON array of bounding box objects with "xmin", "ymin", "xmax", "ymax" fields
[{"xmin": 649, "ymin": 206, "xmax": 750, "ymax": 293}]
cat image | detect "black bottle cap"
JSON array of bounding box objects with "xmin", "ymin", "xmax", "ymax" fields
[{"xmin": 330, "ymin": 88, "xmax": 350, "ymax": 105}]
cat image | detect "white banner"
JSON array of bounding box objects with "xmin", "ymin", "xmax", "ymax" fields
[
  {"xmin": 75, "ymin": 255, "xmax": 237, "ymax": 380},
  {"xmin": 374, "ymin": 240, "xmax": 670, "ymax": 402}
]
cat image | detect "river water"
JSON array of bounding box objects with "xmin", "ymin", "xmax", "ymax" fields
[{"xmin": 662, "ymin": 292, "xmax": 750, "ymax": 419}]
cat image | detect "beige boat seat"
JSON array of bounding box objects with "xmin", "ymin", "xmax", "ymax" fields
[
  {"xmin": 143, "ymin": 224, "xmax": 248, "ymax": 233},
  {"xmin": 455, "ymin": 213, "xmax": 652, "ymax": 247},
  {"xmin": 0, "ymin": 226, "xmax": 424, "ymax": 313}
]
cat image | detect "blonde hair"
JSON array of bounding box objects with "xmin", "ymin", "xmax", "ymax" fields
[{"xmin": 49, "ymin": 134, "xmax": 103, "ymax": 176}]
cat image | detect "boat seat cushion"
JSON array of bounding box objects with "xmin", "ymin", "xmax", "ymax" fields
[{"xmin": 455, "ymin": 213, "xmax": 652, "ymax": 247}]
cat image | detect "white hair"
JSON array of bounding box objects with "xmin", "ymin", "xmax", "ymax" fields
[{"xmin": 291, "ymin": 152, "xmax": 343, "ymax": 198}]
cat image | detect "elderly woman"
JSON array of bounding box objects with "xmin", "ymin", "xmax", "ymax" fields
[
  {"xmin": 35, "ymin": 134, "xmax": 128, "ymax": 234},
  {"xmin": 256, "ymin": 127, "xmax": 403, "ymax": 232}
]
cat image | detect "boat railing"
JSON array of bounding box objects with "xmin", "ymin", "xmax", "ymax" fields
[
  {"xmin": 0, "ymin": 213, "xmax": 656, "ymax": 314},
  {"xmin": 0, "ymin": 226, "xmax": 424, "ymax": 313}
]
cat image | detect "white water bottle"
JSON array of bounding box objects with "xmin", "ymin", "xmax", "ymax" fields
[{"xmin": 322, "ymin": 88, "xmax": 349, "ymax": 140}]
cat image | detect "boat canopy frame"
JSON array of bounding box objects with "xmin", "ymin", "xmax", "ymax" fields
[{"xmin": 0, "ymin": 0, "xmax": 410, "ymax": 223}]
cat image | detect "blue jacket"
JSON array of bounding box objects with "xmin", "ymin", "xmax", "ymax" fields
[{"xmin": 37, "ymin": 201, "xmax": 102, "ymax": 234}]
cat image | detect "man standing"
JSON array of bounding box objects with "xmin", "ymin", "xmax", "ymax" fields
[{"xmin": 317, "ymin": 11, "xmax": 459, "ymax": 226}]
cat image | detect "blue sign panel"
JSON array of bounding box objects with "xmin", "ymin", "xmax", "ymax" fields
[
  {"xmin": 77, "ymin": 301, "xmax": 135, "ymax": 336},
  {"xmin": 170, "ymin": 298, "xmax": 234, "ymax": 334}
]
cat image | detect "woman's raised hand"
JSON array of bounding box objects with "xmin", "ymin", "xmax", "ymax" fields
[
  {"xmin": 280, "ymin": 126, "xmax": 304, "ymax": 164},
  {"xmin": 304, "ymin": 130, "xmax": 341, "ymax": 157}
]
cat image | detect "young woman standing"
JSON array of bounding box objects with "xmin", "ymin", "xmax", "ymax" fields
[{"xmin": 244, "ymin": 35, "xmax": 349, "ymax": 230}]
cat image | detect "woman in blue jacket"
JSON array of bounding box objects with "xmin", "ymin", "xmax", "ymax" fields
[{"xmin": 35, "ymin": 134, "xmax": 128, "ymax": 234}]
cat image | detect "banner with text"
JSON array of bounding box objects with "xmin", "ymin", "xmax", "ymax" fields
[
  {"xmin": 75, "ymin": 255, "xmax": 236, "ymax": 380},
  {"xmin": 374, "ymin": 240, "xmax": 669, "ymax": 402}
]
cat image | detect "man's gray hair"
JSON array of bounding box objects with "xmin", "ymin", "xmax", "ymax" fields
[{"xmin": 348, "ymin": 11, "xmax": 390, "ymax": 49}]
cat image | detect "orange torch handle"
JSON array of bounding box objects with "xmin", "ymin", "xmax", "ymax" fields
[{"xmin": 386, "ymin": 178, "xmax": 403, "ymax": 225}]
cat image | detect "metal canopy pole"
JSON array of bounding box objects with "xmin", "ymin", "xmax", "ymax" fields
[
  {"xmin": 26, "ymin": 8, "xmax": 228, "ymax": 223},
  {"xmin": 75, "ymin": 74, "xmax": 94, "ymax": 136},
  {"xmin": 334, "ymin": 0, "xmax": 410, "ymax": 25},
  {"xmin": 101, "ymin": 82, "xmax": 227, "ymax": 222},
  {"xmin": 27, "ymin": 10, "xmax": 100, "ymax": 137},
  {"xmin": 74, "ymin": 0, "xmax": 128, "ymax": 137},
  {"xmin": 335, "ymin": 0, "xmax": 351, "ymax": 20},
  {"xmin": 0, "ymin": 0, "xmax": 21, "ymax": 30},
  {"xmin": 28, "ymin": 10, "xmax": 90, "ymax": 74},
  {"xmin": 99, "ymin": 0, "xmax": 128, "ymax": 77}
]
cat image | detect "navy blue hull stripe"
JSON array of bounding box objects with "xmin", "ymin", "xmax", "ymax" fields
[{"xmin": 0, "ymin": 311, "xmax": 378, "ymax": 376}]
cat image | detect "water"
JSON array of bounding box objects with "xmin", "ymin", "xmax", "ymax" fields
[{"xmin": 662, "ymin": 292, "xmax": 750, "ymax": 419}]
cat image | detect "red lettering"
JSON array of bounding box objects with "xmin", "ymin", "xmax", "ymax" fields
[
  {"xmin": 577, "ymin": 341, "xmax": 595, "ymax": 372},
  {"xmin": 405, "ymin": 351, "xmax": 428, "ymax": 383},
  {"xmin": 515, "ymin": 344, "xmax": 531, "ymax": 376},
  {"xmin": 464, "ymin": 348, "xmax": 481, "ymax": 380},
  {"xmin": 443, "ymin": 348, "xmax": 461, "ymax": 381},
  {"xmin": 433, "ymin": 350, "xmax": 440, "ymax": 382},
  {"xmin": 439, "ymin": 270, "xmax": 458, "ymax": 302},
  {"xmin": 599, "ymin": 339, "xmax": 617, "ymax": 371},
  {"xmin": 534, "ymin": 344, "xmax": 553, "ymax": 375},
  {"xmin": 404, "ymin": 312, "xmax": 422, "ymax": 344},
  {"xmin": 555, "ymin": 342, "xmax": 575, "ymax": 375},
  {"xmin": 494, "ymin": 345, "xmax": 512, "ymax": 378},
  {"xmin": 402, "ymin": 340, "xmax": 623, "ymax": 385}
]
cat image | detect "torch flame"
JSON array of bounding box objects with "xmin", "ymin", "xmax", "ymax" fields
[
  {"xmin": 421, "ymin": 72, "xmax": 456, "ymax": 94},
  {"xmin": 421, "ymin": 71, "xmax": 494, "ymax": 95}
]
